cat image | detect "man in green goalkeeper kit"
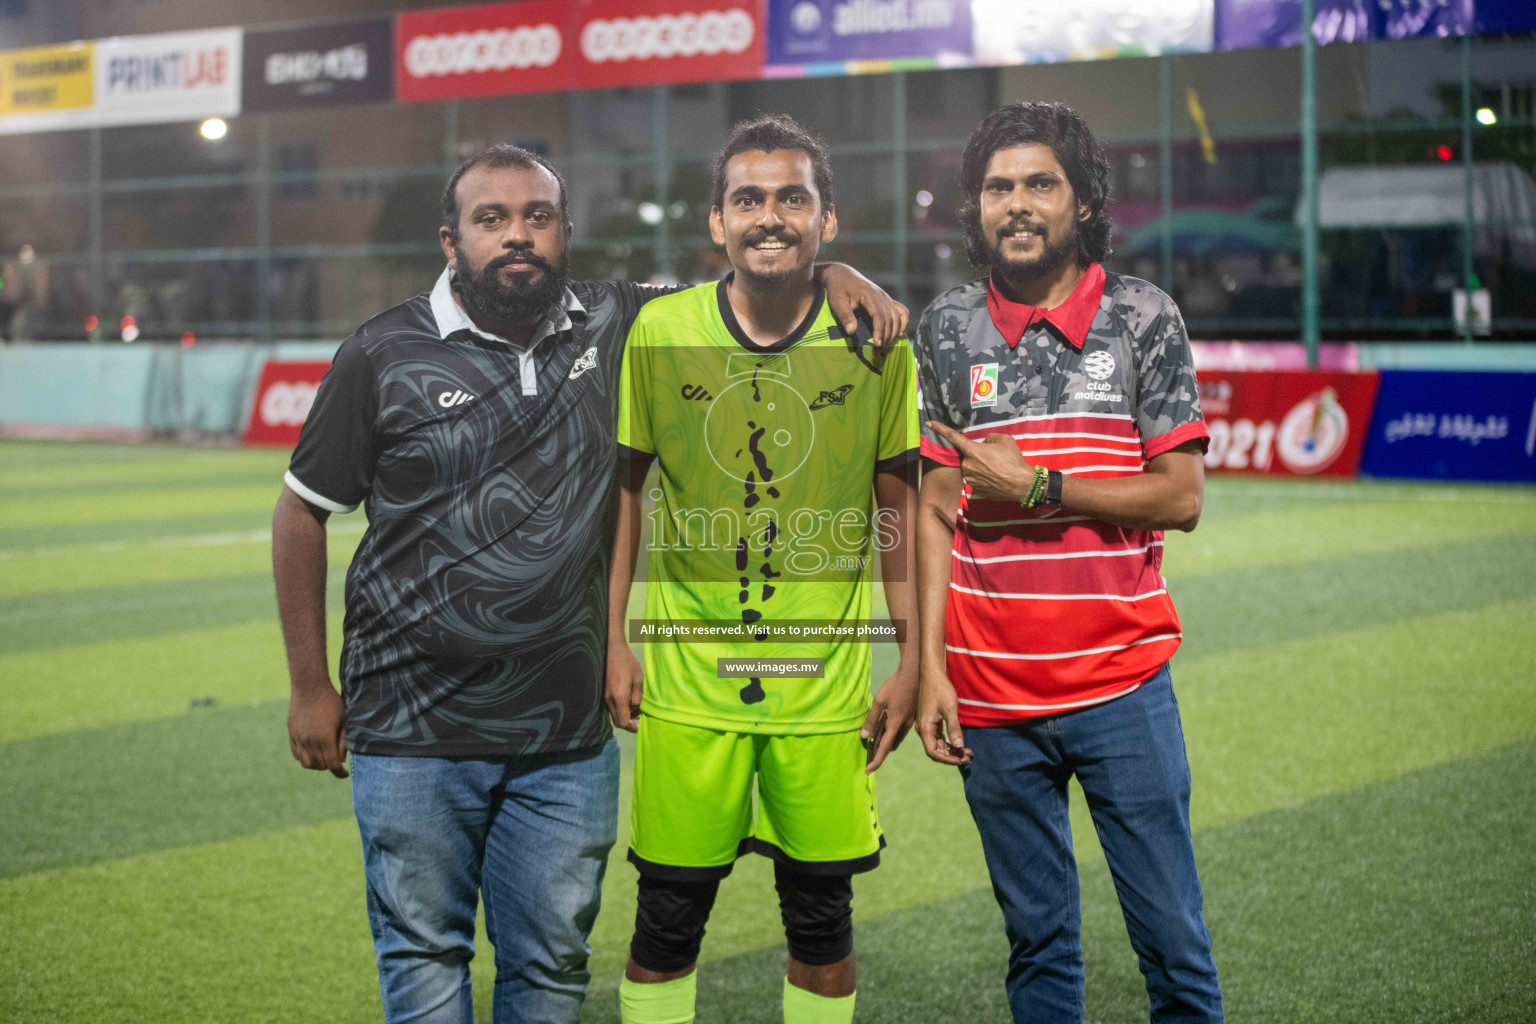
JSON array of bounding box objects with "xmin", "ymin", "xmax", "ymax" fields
[{"xmin": 606, "ymin": 114, "xmax": 920, "ymax": 1024}]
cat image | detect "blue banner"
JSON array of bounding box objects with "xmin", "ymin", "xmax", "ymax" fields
[
  {"xmin": 1216, "ymin": 0, "xmax": 1482, "ymax": 51},
  {"xmin": 1361, "ymin": 371, "xmax": 1536, "ymax": 482},
  {"xmin": 766, "ymin": 0, "xmax": 972, "ymax": 65}
]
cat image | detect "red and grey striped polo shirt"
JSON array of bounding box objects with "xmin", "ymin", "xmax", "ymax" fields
[{"xmin": 915, "ymin": 264, "xmax": 1209, "ymax": 725}]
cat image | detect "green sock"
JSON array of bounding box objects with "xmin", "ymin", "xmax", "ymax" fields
[
  {"xmin": 620, "ymin": 973, "xmax": 697, "ymax": 1024},
  {"xmin": 782, "ymin": 977, "xmax": 856, "ymax": 1024}
]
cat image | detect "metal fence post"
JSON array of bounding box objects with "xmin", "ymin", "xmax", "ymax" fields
[
  {"xmin": 1301, "ymin": 0, "xmax": 1320, "ymax": 366},
  {"xmin": 892, "ymin": 70, "xmax": 909, "ymax": 304},
  {"xmin": 1461, "ymin": 34, "xmax": 1476, "ymax": 343},
  {"xmin": 1158, "ymin": 53, "xmax": 1174, "ymax": 296},
  {"xmin": 256, "ymin": 114, "xmax": 273, "ymax": 345},
  {"xmin": 89, "ymin": 127, "xmax": 104, "ymax": 333},
  {"xmin": 654, "ymin": 85, "xmax": 672, "ymax": 280}
]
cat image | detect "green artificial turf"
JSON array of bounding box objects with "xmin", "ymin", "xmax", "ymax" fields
[{"xmin": 0, "ymin": 440, "xmax": 1533, "ymax": 1024}]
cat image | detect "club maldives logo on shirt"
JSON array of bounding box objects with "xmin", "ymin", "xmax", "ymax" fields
[{"xmin": 970, "ymin": 363, "xmax": 998, "ymax": 406}]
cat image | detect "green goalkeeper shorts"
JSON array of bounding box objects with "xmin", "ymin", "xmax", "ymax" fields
[{"xmin": 627, "ymin": 714, "xmax": 884, "ymax": 880}]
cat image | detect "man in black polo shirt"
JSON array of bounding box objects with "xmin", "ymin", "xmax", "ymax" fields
[{"xmin": 271, "ymin": 144, "xmax": 904, "ymax": 1024}]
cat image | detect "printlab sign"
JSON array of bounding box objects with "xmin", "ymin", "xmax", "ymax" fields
[
  {"xmin": 95, "ymin": 28, "xmax": 242, "ymax": 127},
  {"xmin": 243, "ymin": 18, "xmax": 394, "ymax": 112}
]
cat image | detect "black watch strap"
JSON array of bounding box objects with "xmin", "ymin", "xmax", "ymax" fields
[{"xmin": 1044, "ymin": 469, "xmax": 1064, "ymax": 507}]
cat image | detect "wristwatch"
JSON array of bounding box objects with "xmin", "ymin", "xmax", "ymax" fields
[{"xmin": 1042, "ymin": 469, "xmax": 1063, "ymax": 507}]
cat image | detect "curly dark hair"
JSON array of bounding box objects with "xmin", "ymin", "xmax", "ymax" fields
[
  {"xmin": 441, "ymin": 143, "xmax": 571, "ymax": 240},
  {"xmin": 711, "ymin": 113, "xmax": 834, "ymax": 212},
  {"xmin": 958, "ymin": 102, "xmax": 1113, "ymax": 269}
]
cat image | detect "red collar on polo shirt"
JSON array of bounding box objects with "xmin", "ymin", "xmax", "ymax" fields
[{"xmin": 985, "ymin": 262, "xmax": 1106, "ymax": 350}]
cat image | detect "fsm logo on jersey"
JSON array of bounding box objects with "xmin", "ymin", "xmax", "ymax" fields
[{"xmin": 767, "ymin": 0, "xmax": 972, "ymax": 64}]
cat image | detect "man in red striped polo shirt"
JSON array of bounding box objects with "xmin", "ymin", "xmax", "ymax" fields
[{"xmin": 914, "ymin": 103, "xmax": 1222, "ymax": 1023}]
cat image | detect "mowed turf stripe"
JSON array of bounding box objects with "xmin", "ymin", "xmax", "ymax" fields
[
  {"xmin": 1161, "ymin": 494, "xmax": 1536, "ymax": 578},
  {"xmin": 7, "ymin": 468, "xmax": 291, "ymax": 500},
  {"xmin": 3, "ymin": 526, "xmax": 1529, "ymax": 661},
  {"xmin": 0, "ymin": 568, "xmax": 346, "ymax": 656},
  {"xmin": 0, "ymin": 482, "xmax": 286, "ymax": 529},
  {"xmin": 0, "ymin": 524, "xmax": 364, "ymax": 598},
  {"xmin": 2, "ymin": 738, "xmax": 1528, "ymax": 1024},
  {"xmin": 5, "ymin": 593, "xmax": 1532, "ymax": 908},
  {"xmin": 0, "ymin": 614, "xmax": 343, "ymax": 744},
  {"xmin": 0, "ymin": 439, "xmax": 280, "ymax": 469},
  {"xmin": 1171, "ymin": 596, "xmax": 1536, "ymax": 826},
  {"xmin": 591, "ymin": 740, "xmax": 1536, "ymax": 1024},
  {"xmin": 1169, "ymin": 529, "xmax": 1536, "ymax": 661},
  {"xmin": 0, "ymin": 509, "xmax": 289, "ymax": 552},
  {"xmin": 0, "ymin": 701, "xmax": 356, "ymax": 880}
]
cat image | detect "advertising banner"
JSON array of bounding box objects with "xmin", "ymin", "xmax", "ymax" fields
[
  {"xmin": 766, "ymin": 0, "xmax": 972, "ymax": 65},
  {"xmin": 0, "ymin": 41, "xmax": 96, "ymax": 135},
  {"xmin": 1198, "ymin": 369, "xmax": 1381, "ymax": 477},
  {"xmin": 243, "ymin": 18, "xmax": 393, "ymax": 112},
  {"xmin": 1360, "ymin": 370, "xmax": 1536, "ymax": 483},
  {"xmin": 95, "ymin": 28, "xmax": 242, "ymax": 127},
  {"xmin": 396, "ymin": 1, "xmax": 569, "ymax": 103},
  {"xmin": 243, "ymin": 360, "xmax": 330, "ymax": 447},
  {"xmin": 571, "ymin": 0, "xmax": 765, "ymax": 90},
  {"xmin": 972, "ymin": 0, "xmax": 1213, "ymax": 65},
  {"xmin": 1190, "ymin": 341, "xmax": 1360, "ymax": 371},
  {"xmin": 1215, "ymin": 0, "xmax": 1478, "ymax": 51}
]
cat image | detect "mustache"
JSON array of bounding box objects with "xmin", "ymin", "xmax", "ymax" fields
[
  {"xmin": 487, "ymin": 249, "xmax": 555, "ymax": 273},
  {"xmin": 741, "ymin": 227, "xmax": 801, "ymax": 247},
  {"xmin": 996, "ymin": 220, "xmax": 1049, "ymax": 241}
]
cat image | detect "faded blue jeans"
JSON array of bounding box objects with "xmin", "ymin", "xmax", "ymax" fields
[
  {"xmin": 960, "ymin": 665, "xmax": 1223, "ymax": 1023},
  {"xmin": 350, "ymin": 740, "xmax": 620, "ymax": 1024}
]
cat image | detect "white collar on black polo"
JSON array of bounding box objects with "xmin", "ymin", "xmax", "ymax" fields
[{"xmin": 428, "ymin": 265, "xmax": 584, "ymax": 396}]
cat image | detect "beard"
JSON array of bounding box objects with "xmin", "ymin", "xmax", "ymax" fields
[
  {"xmin": 733, "ymin": 227, "xmax": 808, "ymax": 293},
  {"xmin": 453, "ymin": 243, "xmax": 569, "ymax": 325},
  {"xmin": 989, "ymin": 218, "xmax": 1078, "ymax": 284}
]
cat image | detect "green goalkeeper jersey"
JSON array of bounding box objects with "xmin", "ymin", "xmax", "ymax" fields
[{"xmin": 616, "ymin": 277, "xmax": 919, "ymax": 734}]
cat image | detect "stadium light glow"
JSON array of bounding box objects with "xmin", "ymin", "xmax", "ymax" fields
[
  {"xmin": 915, "ymin": 190, "xmax": 933, "ymax": 208},
  {"xmin": 200, "ymin": 118, "xmax": 228, "ymax": 141},
  {"xmin": 637, "ymin": 202, "xmax": 663, "ymax": 226},
  {"xmin": 1476, "ymin": 107, "xmax": 1497, "ymax": 125}
]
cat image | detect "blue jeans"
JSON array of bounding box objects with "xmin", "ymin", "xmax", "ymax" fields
[
  {"xmin": 351, "ymin": 740, "xmax": 620, "ymax": 1024},
  {"xmin": 960, "ymin": 665, "xmax": 1223, "ymax": 1024}
]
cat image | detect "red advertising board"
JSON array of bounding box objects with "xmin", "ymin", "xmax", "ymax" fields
[
  {"xmin": 1198, "ymin": 370, "xmax": 1382, "ymax": 477},
  {"xmin": 570, "ymin": 0, "xmax": 764, "ymax": 90},
  {"xmin": 396, "ymin": 1, "xmax": 571, "ymax": 103},
  {"xmin": 243, "ymin": 360, "xmax": 331, "ymax": 447}
]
